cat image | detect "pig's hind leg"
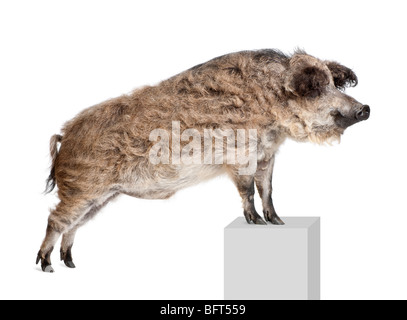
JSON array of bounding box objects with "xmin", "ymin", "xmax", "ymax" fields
[
  {"xmin": 59, "ymin": 192, "xmax": 119, "ymax": 269},
  {"xmin": 36, "ymin": 199, "xmax": 92, "ymax": 273},
  {"xmin": 37, "ymin": 192, "xmax": 118, "ymax": 272}
]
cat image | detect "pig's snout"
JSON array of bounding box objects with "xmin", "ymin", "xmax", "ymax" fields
[
  {"xmin": 356, "ymin": 105, "xmax": 370, "ymax": 121},
  {"xmin": 333, "ymin": 104, "xmax": 370, "ymax": 129}
]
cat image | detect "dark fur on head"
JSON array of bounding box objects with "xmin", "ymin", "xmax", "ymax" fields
[
  {"xmin": 326, "ymin": 61, "xmax": 358, "ymax": 90},
  {"xmin": 289, "ymin": 66, "xmax": 330, "ymax": 98}
]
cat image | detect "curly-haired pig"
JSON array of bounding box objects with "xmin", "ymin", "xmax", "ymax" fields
[{"xmin": 37, "ymin": 49, "xmax": 370, "ymax": 272}]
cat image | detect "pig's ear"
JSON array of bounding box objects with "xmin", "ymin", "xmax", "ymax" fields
[
  {"xmin": 285, "ymin": 66, "xmax": 330, "ymax": 98},
  {"xmin": 326, "ymin": 61, "xmax": 358, "ymax": 90}
]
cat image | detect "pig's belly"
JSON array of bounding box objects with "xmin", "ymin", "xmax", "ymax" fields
[{"xmin": 122, "ymin": 164, "xmax": 225, "ymax": 200}]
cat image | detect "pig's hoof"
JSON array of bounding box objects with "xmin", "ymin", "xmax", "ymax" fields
[
  {"xmin": 60, "ymin": 247, "xmax": 76, "ymax": 269},
  {"xmin": 64, "ymin": 261, "xmax": 76, "ymax": 269},
  {"xmin": 270, "ymin": 216, "xmax": 285, "ymax": 225},
  {"xmin": 44, "ymin": 265, "xmax": 55, "ymax": 273},
  {"xmin": 254, "ymin": 217, "xmax": 267, "ymax": 225},
  {"xmin": 244, "ymin": 211, "xmax": 267, "ymax": 225},
  {"xmin": 36, "ymin": 248, "xmax": 55, "ymax": 273},
  {"xmin": 264, "ymin": 210, "xmax": 285, "ymax": 225}
]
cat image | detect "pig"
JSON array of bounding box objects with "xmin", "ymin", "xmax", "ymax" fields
[{"xmin": 37, "ymin": 49, "xmax": 369, "ymax": 272}]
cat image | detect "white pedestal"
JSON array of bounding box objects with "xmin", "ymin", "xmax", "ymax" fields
[{"xmin": 224, "ymin": 217, "xmax": 320, "ymax": 300}]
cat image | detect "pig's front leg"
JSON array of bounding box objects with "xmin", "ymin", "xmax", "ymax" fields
[
  {"xmin": 232, "ymin": 174, "xmax": 267, "ymax": 225},
  {"xmin": 254, "ymin": 156, "xmax": 285, "ymax": 225}
]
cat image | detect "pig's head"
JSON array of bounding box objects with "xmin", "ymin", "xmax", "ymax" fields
[{"xmin": 282, "ymin": 54, "xmax": 369, "ymax": 143}]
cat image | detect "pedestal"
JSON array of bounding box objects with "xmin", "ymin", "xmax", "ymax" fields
[{"xmin": 224, "ymin": 217, "xmax": 320, "ymax": 300}]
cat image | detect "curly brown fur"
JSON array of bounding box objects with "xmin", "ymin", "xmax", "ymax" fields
[{"xmin": 37, "ymin": 49, "xmax": 368, "ymax": 271}]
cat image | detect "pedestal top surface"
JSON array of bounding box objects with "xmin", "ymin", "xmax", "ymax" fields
[{"xmin": 225, "ymin": 217, "xmax": 320, "ymax": 229}]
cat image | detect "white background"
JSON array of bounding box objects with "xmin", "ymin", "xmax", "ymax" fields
[{"xmin": 1, "ymin": 0, "xmax": 406, "ymax": 300}]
